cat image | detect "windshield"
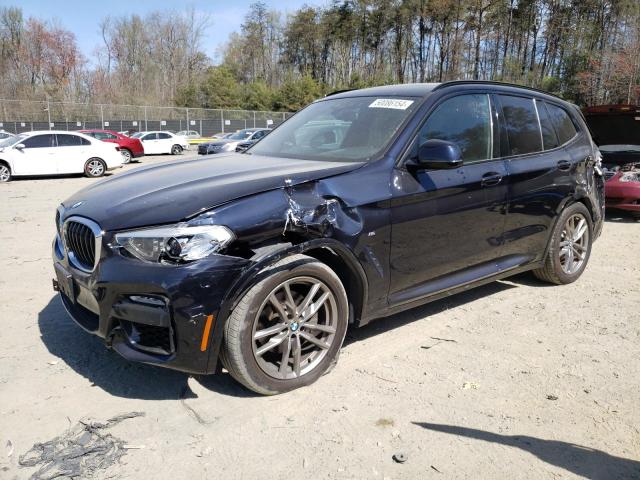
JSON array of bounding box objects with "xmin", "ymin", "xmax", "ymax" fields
[
  {"xmin": 228, "ymin": 130, "xmax": 253, "ymax": 140},
  {"xmin": 249, "ymin": 96, "xmax": 419, "ymax": 162},
  {"xmin": 0, "ymin": 133, "xmax": 25, "ymax": 148}
]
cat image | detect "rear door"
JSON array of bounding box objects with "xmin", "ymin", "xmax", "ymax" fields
[
  {"xmin": 389, "ymin": 92, "xmax": 509, "ymax": 303},
  {"xmin": 140, "ymin": 133, "xmax": 159, "ymax": 154},
  {"xmin": 55, "ymin": 134, "xmax": 92, "ymax": 174},
  {"xmin": 157, "ymin": 132, "xmax": 173, "ymax": 153},
  {"xmin": 497, "ymin": 94, "xmax": 574, "ymax": 262},
  {"xmin": 12, "ymin": 134, "xmax": 57, "ymax": 175}
]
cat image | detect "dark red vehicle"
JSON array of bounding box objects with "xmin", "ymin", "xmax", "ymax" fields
[
  {"xmin": 583, "ymin": 105, "xmax": 640, "ymax": 219},
  {"xmin": 80, "ymin": 130, "xmax": 144, "ymax": 164}
]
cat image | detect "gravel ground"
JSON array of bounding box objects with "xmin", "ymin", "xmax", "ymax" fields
[{"xmin": 1, "ymin": 153, "xmax": 639, "ymax": 479}]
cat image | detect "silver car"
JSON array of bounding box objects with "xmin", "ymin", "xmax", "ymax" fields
[{"xmin": 198, "ymin": 128, "xmax": 270, "ymax": 155}]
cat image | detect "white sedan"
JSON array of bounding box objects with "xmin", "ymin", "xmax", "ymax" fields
[
  {"xmin": 132, "ymin": 131, "xmax": 190, "ymax": 155},
  {"xmin": 0, "ymin": 130, "xmax": 123, "ymax": 182}
]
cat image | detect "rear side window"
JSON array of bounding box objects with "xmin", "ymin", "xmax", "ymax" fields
[
  {"xmin": 158, "ymin": 133, "xmax": 171, "ymax": 139},
  {"xmin": 547, "ymin": 103, "xmax": 578, "ymax": 145},
  {"xmin": 535, "ymin": 101, "xmax": 559, "ymax": 150},
  {"xmin": 57, "ymin": 134, "xmax": 89, "ymax": 146},
  {"xmin": 142, "ymin": 133, "xmax": 157, "ymax": 141},
  {"xmin": 499, "ymin": 95, "xmax": 542, "ymax": 155},
  {"xmin": 23, "ymin": 134, "xmax": 55, "ymax": 148},
  {"xmin": 417, "ymin": 94, "xmax": 493, "ymax": 162}
]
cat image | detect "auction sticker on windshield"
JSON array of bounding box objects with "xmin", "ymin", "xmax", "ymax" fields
[{"xmin": 369, "ymin": 99, "xmax": 414, "ymax": 110}]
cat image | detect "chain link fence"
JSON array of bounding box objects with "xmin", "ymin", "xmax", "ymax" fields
[{"xmin": 0, "ymin": 100, "xmax": 294, "ymax": 136}]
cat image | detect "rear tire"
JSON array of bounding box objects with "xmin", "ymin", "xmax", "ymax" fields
[
  {"xmin": 0, "ymin": 162, "xmax": 11, "ymax": 182},
  {"xmin": 221, "ymin": 254, "xmax": 349, "ymax": 395},
  {"xmin": 533, "ymin": 202, "xmax": 593, "ymax": 285},
  {"xmin": 84, "ymin": 158, "xmax": 106, "ymax": 178},
  {"xmin": 171, "ymin": 144, "xmax": 183, "ymax": 155}
]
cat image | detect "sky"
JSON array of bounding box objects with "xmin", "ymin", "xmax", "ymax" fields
[{"xmin": 14, "ymin": 0, "xmax": 322, "ymax": 64}]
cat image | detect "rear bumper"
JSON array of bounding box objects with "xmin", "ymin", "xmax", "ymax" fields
[
  {"xmin": 52, "ymin": 234, "xmax": 249, "ymax": 374},
  {"xmin": 605, "ymin": 181, "xmax": 640, "ymax": 212}
]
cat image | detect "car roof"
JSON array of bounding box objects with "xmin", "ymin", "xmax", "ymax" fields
[
  {"xmin": 325, "ymin": 80, "xmax": 567, "ymax": 103},
  {"xmin": 19, "ymin": 130, "xmax": 91, "ymax": 135}
]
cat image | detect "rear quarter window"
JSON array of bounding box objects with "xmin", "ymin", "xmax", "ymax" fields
[{"xmin": 546, "ymin": 103, "xmax": 578, "ymax": 145}]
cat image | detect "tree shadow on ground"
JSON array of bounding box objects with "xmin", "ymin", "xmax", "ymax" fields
[
  {"xmin": 413, "ymin": 422, "xmax": 640, "ymax": 480},
  {"xmin": 38, "ymin": 295, "xmax": 251, "ymax": 399},
  {"xmin": 38, "ymin": 277, "xmax": 521, "ymax": 399},
  {"xmin": 345, "ymin": 280, "xmax": 516, "ymax": 345}
]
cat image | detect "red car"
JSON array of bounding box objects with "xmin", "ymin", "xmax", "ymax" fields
[
  {"xmin": 583, "ymin": 105, "xmax": 640, "ymax": 219},
  {"xmin": 80, "ymin": 130, "xmax": 144, "ymax": 164}
]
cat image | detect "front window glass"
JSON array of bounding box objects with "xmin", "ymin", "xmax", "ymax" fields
[
  {"xmin": 415, "ymin": 94, "xmax": 492, "ymax": 162},
  {"xmin": 142, "ymin": 133, "xmax": 157, "ymax": 141},
  {"xmin": 23, "ymin": 134, "xmax": 55, "ymax": 148},
  {"xmin": 499, "ymin": 95, "xmax": 542, "ymax": 155},
  {"xmin": 250, "ymin": 96, "xmax": 419, "ymax": 162}
]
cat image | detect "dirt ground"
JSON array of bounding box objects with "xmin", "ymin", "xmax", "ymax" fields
[{"xmin": 1, "ymin": 154, "xmax": 639, "ymax": 480}]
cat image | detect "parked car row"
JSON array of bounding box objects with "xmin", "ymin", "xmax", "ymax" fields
[{"xmin": 0, "ymin": 130, "xmax": 123, "ymax": 182}]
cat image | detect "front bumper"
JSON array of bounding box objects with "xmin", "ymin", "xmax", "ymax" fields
[{"xmin": 52, "ymin": 231, "xmax": 249, "ymax": 374}]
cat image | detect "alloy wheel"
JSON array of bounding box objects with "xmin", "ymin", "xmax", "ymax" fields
[
  {"xmin": 87, "ymin": 160, "xmax": 104, "ymax": 177},
  {"xmin": 559, "ymin": 213, "xmax": 589, "ymax": 274},
  {"xmin": 121, "ymin": 149, "xmax": 132, "ymax": 164},
  {"xmin": 172, "ymin": 145, "xmax": 182, "ymax": 155},
  {"xmin": 0, "ymin": 165, "xmax": 9, "ymax": 182},
  {"xmin": 251, "ymin": 277, "xmax": 339, "ymax": 380}
]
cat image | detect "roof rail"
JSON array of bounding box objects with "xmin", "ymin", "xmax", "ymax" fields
[
  {"xmin": 434, "ymin": 80, "xmax": 564, "ymax": 100},
  {"xmin": 325, "ymin": 89, "xmax": 355, "ymax": 97}
]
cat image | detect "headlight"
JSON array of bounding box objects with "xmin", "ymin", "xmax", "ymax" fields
[
  {"xmin": 115, "ymin": 224, "xmax": 234, "ymax": 263},
  {"xmin": 619, "ymin": 172, "xmax": 640, "ymax": 183}
]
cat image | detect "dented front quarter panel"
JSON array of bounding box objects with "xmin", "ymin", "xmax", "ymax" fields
[{"xmin": 202, "ymin": 157, "xmax": 396, "ymax": 318}]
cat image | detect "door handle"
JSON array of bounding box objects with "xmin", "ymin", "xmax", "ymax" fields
[
  {"xmin": 481, "ymin": 172, "xmax": 502, "ymax": 187},
  {"xmin": 557, "ymin": 160, "xmax": 571, "ymax": 171}
]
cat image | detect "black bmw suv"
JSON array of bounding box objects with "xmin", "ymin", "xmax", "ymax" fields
[{"xmin": 52, "ymin": 81, "xmax": 604, "ymax": 395}]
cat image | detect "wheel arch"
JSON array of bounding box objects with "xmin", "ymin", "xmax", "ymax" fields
[
  {"xmin": 225, "ymin": 239, "xmax": 368, "ymax": 326},
  {"xmin": 205, "ymin": 239, "xmax": 368, "ymax": 374}
]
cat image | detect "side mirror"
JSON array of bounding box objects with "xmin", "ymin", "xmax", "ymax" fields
[
  {"xmin": 416, "ymin": 139, "xmax": 463, "ymax": 169},
  {"xmin": 15, "ymin": 143, "xmax": 25, "ymax": 150}
]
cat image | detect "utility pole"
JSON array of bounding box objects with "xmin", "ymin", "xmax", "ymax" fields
[{"xmin": 45, "ymin": 101, "xmax": 51, "ymax": 129}]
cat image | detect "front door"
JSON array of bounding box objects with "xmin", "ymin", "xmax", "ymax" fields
[
  {"xmin": 12, "ymin": 134, "xmax": 58, "ymax": 175},
  {"xmin": 389, "ymin": 93, "xmax": 509, "ymax": 304},
  {"xmin": 140, "ymin": 133, "xmax": 159, "ymax": 154}
]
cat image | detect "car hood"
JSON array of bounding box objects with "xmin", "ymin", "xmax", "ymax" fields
[{"xmin": 61, "ymin": 153, "xmax": 363, "ymax": 230}]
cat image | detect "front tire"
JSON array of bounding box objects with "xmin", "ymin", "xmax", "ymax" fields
[
  {"xmin": 221, "ymin": 254, "xmax": 349, "ymax": 395},
  {"xmin": 84, "ymin": 158, "xmax": 106, "ymax": 178},
  {"xmin": 533, "ymin": 202, "xmax": 593, "ymax": 285},
  {"xmin": 0, "ymin": 163, "xmax": 11, "ymax": 182},
  {"xmin": 171, "ymin": 144, "xmax": 183, "ymax": 155}
]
